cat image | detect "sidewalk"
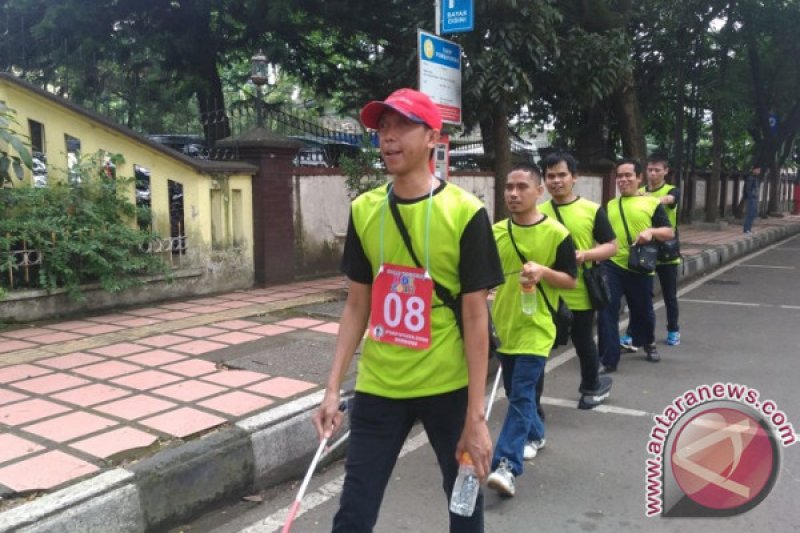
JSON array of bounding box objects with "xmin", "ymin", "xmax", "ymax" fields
[{"xmin": 1, "ymin": 216, "xmax": 799, "ymax": 532}]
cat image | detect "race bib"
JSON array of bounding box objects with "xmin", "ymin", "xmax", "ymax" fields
[{"xmin": 370, "ymin": 264, "xmax": 433, "ymax": 350}]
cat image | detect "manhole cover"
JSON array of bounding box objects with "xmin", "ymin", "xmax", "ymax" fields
[
  {"xmin": 291, "ymin": 299, "xmax": 346, "ymax": 319},
  {"xmin": 227, "ymin": 337, "xmax": 345, "ymax": 384}
]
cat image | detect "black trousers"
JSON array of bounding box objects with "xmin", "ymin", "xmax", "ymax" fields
[{"xmin": 333, "ymin": 388, "xmax": 484, "ymax": 533}]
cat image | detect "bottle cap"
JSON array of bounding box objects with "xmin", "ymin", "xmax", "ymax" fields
[
  {"xmin": 460, "ymin": 452, "xmax": 473, "ymax": 465},
  {"xmin": 521, "ymin": 283, "xmax": 535, "ymax": 293}
]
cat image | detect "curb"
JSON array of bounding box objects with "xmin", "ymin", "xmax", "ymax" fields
[
  {"xmin": 1, "ymin": 224, "xmax": 798, "ymax": 533},
  {"xmin": 0, "ymin": 390, "xmax": 351, "ymax": 533}
]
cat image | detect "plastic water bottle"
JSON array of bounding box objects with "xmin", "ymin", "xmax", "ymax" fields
[
  {"xmin": 520, "ymin": 284, "xmax": 537, "ymax": 315},
  {"xmin": 450, "ymin": 452, "xmax": 479, "ymax": 517}
]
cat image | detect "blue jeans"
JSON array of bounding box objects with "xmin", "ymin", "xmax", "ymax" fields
[
  {"xmin": 491, "ymin": 354, "xmax": 546, "ymax": 476},
  {"xmin": 656, "ymin": 263, "xmax": 679, "ymax": 333},
  {"xmin": 598, "ymin": 261, "xmax": 655, "ymax": 369},
  {"xmin": 743, "ymin": 197, "xmax": 758, "ymax": 232},
  {"xmin": 333, "ymin": 389, "xmax": 483, "ymax": 533}
]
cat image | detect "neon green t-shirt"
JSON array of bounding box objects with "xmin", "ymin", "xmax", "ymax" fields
[
  {"xmin": 607, "ymin": 195, "xmax": 661, "ymax": 273},
  {"xmin": 492, "ymin": 216, "xmax": 575, "ymax": 357},
  {"xmin": 349, "ymin": 181, "xmax": 500, "ymax": 398},
  {"xmin": 640, "ymin": 183, "xmax": 681, "ymax": 266}
]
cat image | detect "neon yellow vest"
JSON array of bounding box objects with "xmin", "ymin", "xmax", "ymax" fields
[
  {"xmin": 350, "ymin": 182, "xmax": 485, "ymax": 398},
  {"xmin": 607, "ymin": 195, "xmax": 661, "ymax": 274},
  {"xmin": 539, "ymin": 198, "xmax": 600, "ymax": 311},
  {"xmin": 492, "ymin": 216, "xmax": 570, "ymax": 357}
]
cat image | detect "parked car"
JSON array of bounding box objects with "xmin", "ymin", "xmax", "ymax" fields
[
  {"xmin": 148, "ymin": 134, "xmax": 209, "ymax": 159},
  {"xmin": 290, "ymin": 135, "xmax": 362, "ymax": 168}
]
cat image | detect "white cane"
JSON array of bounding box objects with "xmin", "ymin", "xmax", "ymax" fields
[{"xmin": 485, "ymin": 365, "xmax": 503, "ymax": 422}]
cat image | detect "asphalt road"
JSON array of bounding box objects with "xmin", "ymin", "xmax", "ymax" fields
[{"xmin": 173, "ymin": 235, "xmax": 800, "ymax": 533}]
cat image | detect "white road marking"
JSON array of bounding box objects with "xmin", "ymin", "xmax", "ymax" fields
[
  {"xmin": 239, "ymin": 238, "xmax": 791, "ymax": 532},
  {"xmin": 739, "ymin": 264, "xmax": 795, "ymax": 269},
  {"xmin": 681, "ymin": 298, "xmax": 761, "ymax": 307}
]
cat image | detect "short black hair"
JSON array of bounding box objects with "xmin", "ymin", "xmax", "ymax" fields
[
  {"xmin": 647, "ymin": 153, "xmax": 670, "ymax": 167},
  {"xmin": 542, "ymin": 152, "xmax": 578, "ymax": 175},
  {"xmin": 616, "ymin": 158, "xmax": 642, "ymax": 175},
  {"xmin": 509, "ymin": 162, "xmax": 542, "ymax": 184}
]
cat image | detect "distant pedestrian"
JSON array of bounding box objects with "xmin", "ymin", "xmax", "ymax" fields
[
  {"xmin": 486, "ymin": 163, "xmax": 577, "ymax": 497},
  {"xmin": 598, "ymin": 159, "xmax": 674, "ymax": 372},
  {"xmin": 540, "ymin": 152, "xmax": 616, "ymax": 409},
  {"xmin": 743, "ymin": 166, "xmax": 762, "ymax": 234},
  {"xmin": 312, "ymin": 88, "xmax": 504, "ymax": 532}
]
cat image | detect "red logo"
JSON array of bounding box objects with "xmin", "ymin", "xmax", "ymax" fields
[{"xmin": 670, "ymin": 407, "xmax": 775, "ymax": 511}]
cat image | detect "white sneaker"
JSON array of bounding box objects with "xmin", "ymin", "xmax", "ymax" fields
[
  {"xmin": 523, "ymin": 438, "xmax": 546, "ymax": 460},
  {"xmin": 487, "ymin": 458, "xmax": 516, "ymax": 497}
]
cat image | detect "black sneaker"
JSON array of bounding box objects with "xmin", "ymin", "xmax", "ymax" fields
[
  {"xmin": 645, "ymin": 343, "xmax": 661, "ymax": 362},
  {"xmin": 599, "ymin": 364, "xmax": 617, "ymax": 374},
  {"xmin": 578, "ymin": 376, "xmax": 613, "ymax": 409}
]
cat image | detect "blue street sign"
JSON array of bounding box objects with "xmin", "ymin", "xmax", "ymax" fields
[
  {"xmin": 768, "ymin": 113, "xmax": 778, "ymax": 135},
  {"xmin": 441, "ymin": 0, "xmax": 474, "ymax": 34}
]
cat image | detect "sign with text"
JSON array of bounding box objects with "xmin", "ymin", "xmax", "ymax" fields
[
  {"xmin": 418, "ymin": 30, "xmax": 462, "ymax": 125},
  {"xmin": 441, "ymin": 0, "xmax": 474, "ymax": 34}
]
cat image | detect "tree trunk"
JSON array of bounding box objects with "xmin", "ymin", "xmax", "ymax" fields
[
  {"xmin": 489, "ymin": 102, "xmax": 512, "ymax": 222},
  {"xmin": 706, "ymin": 106, "xmax": 722, "ymax": 223},
  {"xmin": 613, "ymin": 69, "xmax": 646, "ymax": 163},
  {"xmin": 575, "ymin": 103, "xmax": 608, "ymax": 165}
]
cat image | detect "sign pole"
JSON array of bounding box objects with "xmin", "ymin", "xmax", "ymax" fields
[{"xmin": 435, "ymin": 0, "xmax": 441, "ymax": 35}]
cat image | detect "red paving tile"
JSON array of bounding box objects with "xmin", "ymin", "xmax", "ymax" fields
[
  {"xmin": 0, "ymin": 388, "xmax": 28, "ymax": 406},
  {"xmin": 0, "ymin": 450, "xmax": 99, "ymax": 491},
  {"xmin": 1, "ymin": 327, "xmax": 58, "ymax": 339},
  {"xmin": 72, "ymin": 324, "xmax": 124, "ymax": 335},
  {"xmin": 173, "ymin": 326, "xmax": 228, "ymax": 338},
  {"xmin": 159, "ymin": 302, "xmax": 197, "ymax": 310},
  {"xmin": 52, "ymin": 383, "xmax": 131, "ymax": 407},
  {"xmin": 201, "ymin": 370, "xmax": 270, "ymax": 387},
  {"xmin": 310, "ymin": 322, "xmax": 340, "ymax": 335},
  {"xmin": 211, "ymin": 319, "xmax": 262, "ymax": 330},
  {"xmin": 0, "ymin": 434, "xmax": 45, "ymax": 463},
  {"xmin": 217, "ymin": 300, "xmax": 255, "ymax": 309},
  {"xmin": 170, "ymin": 339, "xmax": 227, "ymax": 355},
  {"xmin": 125, "ymin": 307, "xmax": 165, "ymax": 317},
  {"xmin": 151, "ymin": 311, "xmax": 196, "ymax": 320},
  {"xmin": 94, "ymin": 394, "xmax": 177, "ymax": 420},
  {"xmin": 267, "ymin": 291, "xmax": 306, "ymax": 299},
  {"xmin": 140, "ymin": 407, "xmax": 227, "ymax": 438},
  {"xmin": 151, "ymin": 379, "xmax": 226, "ymax": 402},
  {"xmin": 70, "ymin": 427, "xmax": 158, "ymax": 459},
  {"xmin": 243, "ymin": 295, "xmax": 281, "ymax": 304},
  {"xmin": 209, "ymin": 331, "xmax": 262, "ymax": 345},
  {"xmin": 0, "ymin": 364, "xmax": 52, "ymax": 384},
  {"xmin": 22, "ymin": 411, "xmax": 117, "ymax": 443},
  {"xmin": 87, "ymin": 313, "xmax": 134, "ymax": 323},
  {"xmin": 9, "ymin": 373, "xmax": 90, "ymax": 394},
  {"xmin": 1, "ymin": 398, "xmax": 71, "ymax": 426},
  {"xmin": 160, "ymin": 359, "xmax": 218, "ymax": 377},
  {"xmin": 244, "ymin": 324, "xmax": 294, "ymax": 336},
  {"xmin": 199, "ymin": 390, "xmax": 274, "ymax": 417},
  {"xmin": 72, "ymin": 361, "xmax": 143, "ymax": 379},
  {"xmin": 0, "ymin": 339, "xmax": 37, "ymax": 354},
  {"xmin": 37, "ymin": 353, "xmax": 106, "ymax": 370},
  {"xmin": 273, "ymin": 318, "xmax": 324, "ymax": 329},
  {"xmin": 189, "ymin": 297, "xmax": 229, "ymax": 305},
  {"xmin": 111, "ymin": 370, "xmax": 184, "ymax": 390},
  {"xmin": 138, "ymin": 334, "xmax": 191, "ymax": 348},
  {"xmin": 111, "ymin": 317, "xmax": 162, "ymax": 328},
  {"xmin": 123, "ymin": 349, "xmax": 187, "ymax": 367},
  {"xmin": 183, "ymin": 305, "xmax": 230, "ymax": 314},
  {"xmin": 47, "ymin": 320, "xmax": 100, "ymax": 332},
  {"xmin": 89, "ymin": 343, "xmax": 149, "ymax": 357},
  {"xmin": 246, "ymin": 377, "xmax": 316, "ymax": 399},
  {"xmin": 26, "ymin": 331, "xmax": 84, "ymax": 344}
]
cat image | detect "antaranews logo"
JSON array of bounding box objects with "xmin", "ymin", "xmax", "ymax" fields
[{"xmin": 645, "ymin": 383, "xmax": 796, "ymax": 517}]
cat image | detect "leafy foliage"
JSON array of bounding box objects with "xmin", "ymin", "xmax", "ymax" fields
[
  {"xmin": 0, "ymin": 152, "xmax": 170, "ymax": 300},
  {"xmin": 0, "ymin": 103, "xmax": 33, "ymax": 186},
  {"xmin": 339, "ymin": 135, "xmax": 387, "ymax": 199}
]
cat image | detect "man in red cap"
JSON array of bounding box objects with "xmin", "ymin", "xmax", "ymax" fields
[{"xmin": 314, "ymin": 88, "xmax": 503, "ymax": 531}]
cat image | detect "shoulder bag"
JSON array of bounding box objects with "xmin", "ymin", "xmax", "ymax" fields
[
  {"xmin": 619, "ymin": 198, "xmax": 658, "ymax": 274},
  {"xmin": 388, "ymin": 196, "xmax": 499, "ymax": 358}
]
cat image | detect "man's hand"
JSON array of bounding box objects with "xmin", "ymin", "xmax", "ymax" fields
[
  {"xmin": 312, "ymin": 389, "xmax": 344, "ymax": 440},
  {"xmin": 635, "ymin": 229, "xmax": 655, "ymax": 245},
  {"xmin": 521, "ymin": 261, "xmax": 545, "ymax": 285},
  {"xmin": 575, "ymin": 250, "xmax": 586, "ymax": 265},
  {"xmin": 455, "ymin": 416, "xmax": 493, "ymax": 481}
]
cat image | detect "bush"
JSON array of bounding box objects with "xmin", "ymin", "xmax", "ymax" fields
[
  {"xmin": 339, "ymin": 133, "xmax": 386, "ymax": 199},
  {"xmin": 0, "ymin": 152, "xmax": 170, "ymax": 300}
]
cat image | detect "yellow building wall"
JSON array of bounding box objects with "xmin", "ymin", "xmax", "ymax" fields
[{"xmin": 0, "ymin": 79, "xmax": 254, "ymax": 266}]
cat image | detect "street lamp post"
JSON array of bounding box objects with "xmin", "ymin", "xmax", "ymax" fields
[{"xmin": 250, "ymin": 50, "xmax": 271, "ymax": 127}]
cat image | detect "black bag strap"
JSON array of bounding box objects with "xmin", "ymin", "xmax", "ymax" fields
[
  {"xmin": 388, "ymin": 193, "xmax": 457, "ymax": 310},
  {"xmin": 553, "ymin": 200, "xmax": 602, "ymax": 270},
  {"xmin": 617, "ymin": 198, "xmax": 634, "ymax": 246},
  {"xmin": 506, "ymin": 218, "xmax": 557, "ymax": 317}
]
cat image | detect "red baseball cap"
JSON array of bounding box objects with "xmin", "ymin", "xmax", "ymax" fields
[{"xmin": 360, "ymin": 88, "xmax": 442, "ymax": 131}]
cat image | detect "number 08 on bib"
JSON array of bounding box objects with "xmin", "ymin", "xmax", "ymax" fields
[{"xmin": 370, "ymin": 264, "xmax": 433, "ymax": 350}]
